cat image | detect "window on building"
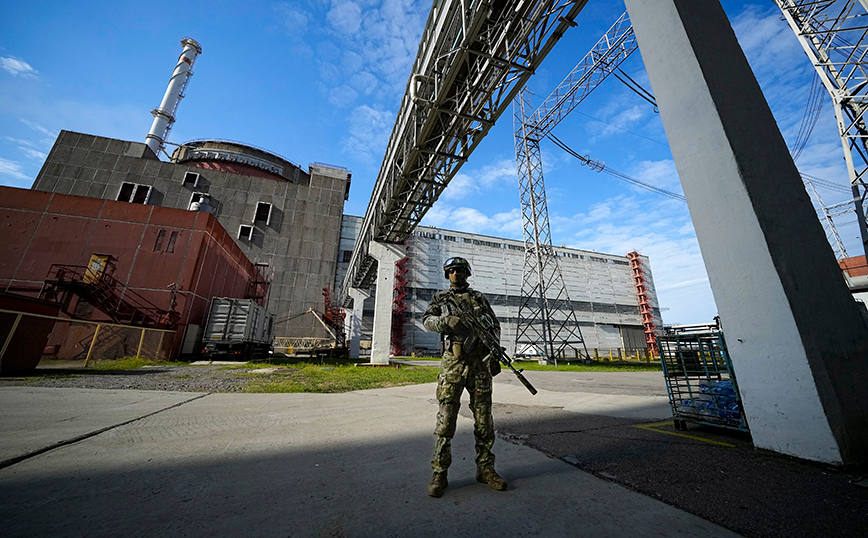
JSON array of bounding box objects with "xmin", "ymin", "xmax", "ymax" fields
[
  {"xmin": 341, "ymin": 250, "xmax": 353, "ymax": 263},
  {"xmin": 166, "ymin": 231, "xmax": 178, "ymax": 253},
  {"xmin": 238, "ymin": 224, "xmax": 254, "ymax": 241},
  {"xmin": 183, "ymin": 171, "xmax": 200, "ymax": 188},
  {"xmin": 153, "ymin": 229, "xmax": 180, "ymax": 253},
  {"xmin": 254, "ymin": 202, "xmax": 273, "ymax": 225},
  {"xmin": 117, "ymin": 182, "xmax": 152, "ymax": 204},
  {"xmin": 132, "ymin": 185, "xmax": 151, "ymax": 204},
  {"xmin": 154, "ymin": 230, "xmax": 166, "ymax": 251},
  {"xmin": 117, "ymin": 182, "xmax": 135, "ymax": 202}
]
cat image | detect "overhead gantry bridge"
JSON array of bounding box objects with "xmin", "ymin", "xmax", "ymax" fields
[{"xmin": 341, "ymin": 0, "xmax": 590, "ymax": 363}]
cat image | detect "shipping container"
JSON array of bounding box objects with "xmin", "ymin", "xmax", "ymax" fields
[{"xmin": 202, "ymin": 298, "xmax": 274, "ymax": 360}]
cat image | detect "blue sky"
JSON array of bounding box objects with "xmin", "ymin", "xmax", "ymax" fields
[{"xmin": 0, "ymin": 1, "xmax": 859, "ymax": 325}]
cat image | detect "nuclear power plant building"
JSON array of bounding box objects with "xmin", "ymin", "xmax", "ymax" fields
[
  {"xmin": 335, "ymin": 216, "xmax": 662, "ymax": 357},
  {"xmin": 24, "ymin": 128, "xmax": 661, "ymax": 358},
  {"xmin": 30, "ymin": 130, "xmax": 351, "ymax": 342}
]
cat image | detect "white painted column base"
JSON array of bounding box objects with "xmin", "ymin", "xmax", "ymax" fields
[
  {"xmin": 347, "ymin": 288, "xmax": 370, "ymax": 360},
  {"xmin": 368, "ymin": 241, "xmax": 406, "ymax": 365},
  {"xmin": 625, "ymin": 0, "xmax": 868, "ymax": 465}
]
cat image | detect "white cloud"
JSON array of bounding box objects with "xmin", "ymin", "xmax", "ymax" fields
[
  {"xmin": 328, "ymin": 0, "xmax": 426, "ymax": 99},
  {"xmin": 274, "ymin": 3, "xmax": 316, "ymax": 59},
  {"xmin": 20, "ymin": 148, "xmax": 47, "ymax": 161},
  {"xmin": 582, "ymin": 92, "xmax": 658, "ymax": 144},
  {"xmin": 628, "ymin": 159, "xmax": 683, "ymax": 193},
  {"xmin": 329, "ymin": 85, "xmax": 359, "ymax": 107},
  {"xmin": 599, "ymin": 105, "xmax": 647, "ymax": 137},
  {"xmin": 421, "ymin": 205, "xmax": 522, "ymax": 237},
  {"xmin": 731, "ymin": 5, "xmax": 805, "ymax": 76},
  {"xmin": 344, "ymin": 104, "xmax": 393, "ymax": 161},
  {"xmin": 442, "ymin": 158, "xmax": 516, "ymax": 200},
  {"xmin": 557, "ymin": 192, "xmax": 716, "ymax": 324},
  {"xmin": 0, "ymin": 158, "xmax": 29, "ymax": 180},
  {"xmin": 425, "ymin": 188, "xmax": 715, "ymax": 323},
  {"xmin": 4, "ymin": 124, "xmax": 51, "ymax": 168},
  {"xmin": 349, "ymin": 71, "xmax": 379, "ymax": 95},
  {"xmin": 327, "ymin": 1, "xmax": 363, "ymax": 34},
  {"xmin": 5, "ymin": 137, "xmax": 36, "ymax": 147},
  {"xmin": 0, "ymin": 57, "xmax": 38, "ymax": 78},
  {"xmin": 20, "ymin": 118, "xmax": 55, "ymax": 138},
  {"xmin": 275, "ymin": 3, "xmax": 311, "ymax": 28}
]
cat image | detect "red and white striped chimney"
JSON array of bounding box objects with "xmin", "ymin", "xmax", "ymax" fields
[{"xmin": 145, "ymin": 37, "xmax": 202, "ymax": 157}]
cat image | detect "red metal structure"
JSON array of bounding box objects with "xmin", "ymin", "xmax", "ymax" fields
[
  {"xmin": 41, "ymin": 261, "xmax": 177, "ymax": 328},
  {"xmin": 246, "ymin": 262, "xmax": 271, "ymax": 306},
  {"xmin": 391, "ymin": 254, "xmax": 409, "ymax": 356},
  {"xmin": 626, "ymin": 250, "xmax": 658, "ymax": 355},
  {"xmin": 0, "ymin": 186, "xmax": 266, "ymax": 359},
  {"xmin": 321, "ymin": 287, "xmax": 346, "ymax": 348}
]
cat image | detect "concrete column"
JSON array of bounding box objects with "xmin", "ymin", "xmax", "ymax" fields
[
  {"xmin": 625, "ymin": 0, "xmax": 868, "ymax": 464},
  {"xmin": 347, "ymin": 288, "xmax": 370, "ymax": 360},
  {"xmin": 368, "ymin": 241, "xmax": 405, "ymax": 365}
]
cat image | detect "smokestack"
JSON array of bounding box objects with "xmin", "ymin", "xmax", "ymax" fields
[{"xmin": 145, "ymin": 37, "xmax": 202, "ymax": 157}]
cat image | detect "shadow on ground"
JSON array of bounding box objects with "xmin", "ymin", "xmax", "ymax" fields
[{"xmin": 489, "ymin": 403, "xmax": 868, "ymax": 538}]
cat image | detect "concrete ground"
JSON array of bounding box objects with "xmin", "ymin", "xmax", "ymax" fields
[{"xmin": 1, "ymin": 369, "xmax": 865, "ymax": 537}]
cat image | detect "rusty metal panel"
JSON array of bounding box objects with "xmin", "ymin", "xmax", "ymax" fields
[
  {"xmin": 148, "ymin": 204, "xmax": 197, "ymax": 228},
  {"xmin": 2, "ymin": 187, "xmax": 263, "ymax": 350},
  {"xmin": 84, "ymin": 220, "xmax": 148, "ymax": 284},
  {"xmin": 0, "ymin": 209, "xmax": 41, "ymax": 283},
  {"xmin": 46, "ymin": 193, "xmax": 104, "ymax": 218},
  {"xmin": 18, "ymin": 214, "xmax": 96, "ymax": 280},
  {"xmin": 99, "ymin": 201, "xmax": 153, "ymax": 224},
  {"xmin": 0, "ymin": 187, "xmax": 51, "ymax": 212}
]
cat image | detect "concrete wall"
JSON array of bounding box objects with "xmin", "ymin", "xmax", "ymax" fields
[
  {"xmin": 625, "ymin": 0, "xmax": 868, "ymax": 464},
  {"xmin": 32, "ymin": 131, "xmax": 350, "ymax": 340},
  {"xmin": 338, "ymin": 215, "xmax": 661, "ymax": 356}
]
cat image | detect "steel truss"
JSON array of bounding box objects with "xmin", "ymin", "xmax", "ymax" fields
[
  {"xmin": 340, "ymin": 0, "xmax": 589, "ymax": 303},
  {"xmin": 512, "ymin": 12, "xmax": 636, "ymax": 362},
  {"xmin": 804, "ymin": 177, "xmax": 851, "ymax": 258},
  {"xmin": 775, "ymin": 0, "xmax": 868, "ymax": 258}
]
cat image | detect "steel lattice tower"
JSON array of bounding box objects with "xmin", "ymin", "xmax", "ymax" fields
[
  {"xmin": 511, "ymin": 13, "xmax": 637, "ymax": 363},
  {"xmin": 775, "ymin": 0, "xmax": 868, "ymax": 259},
  {"xmin": 513, "ymin": 88, "xmax": 589, "ymax": 363}
]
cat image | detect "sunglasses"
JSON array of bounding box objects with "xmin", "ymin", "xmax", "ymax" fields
[{"xmin": 447, "ymin": 268, "xmax": 467, "ymax": 275}]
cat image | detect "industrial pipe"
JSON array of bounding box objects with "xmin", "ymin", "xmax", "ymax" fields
[{"xmin": 145, "ymin": 37, "xmax": 202, "ymax": 157}]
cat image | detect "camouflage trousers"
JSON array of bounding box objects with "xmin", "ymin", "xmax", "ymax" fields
[{"xmin": 431, "ymin": 367, "xmax": 495, "ymax": 473}]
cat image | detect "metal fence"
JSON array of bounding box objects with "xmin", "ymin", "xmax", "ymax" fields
[
  {"xmin": 44, "ymin": 320, "xmax": 176, "ymax": 365},
  {"xmin": 0, "ymin": 310, "xmax": 177, "ymax": 367},
  {"xmin": 658, "ymin": 326, "xmax": 748, "ymax": 432}
]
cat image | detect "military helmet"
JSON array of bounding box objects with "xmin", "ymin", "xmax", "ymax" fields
[{"xmin": 443, "ymin": 257, "xmax": 472, "ymax": 278}]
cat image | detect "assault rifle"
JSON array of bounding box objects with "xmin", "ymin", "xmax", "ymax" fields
[{"xmin": 446, "ymin": 295, "xmax": 538, "ymax": 395}]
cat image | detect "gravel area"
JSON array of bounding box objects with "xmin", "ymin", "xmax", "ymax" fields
[{"xmin": 0, "ymin": 364, "xmax": 267, "ymax": 393}]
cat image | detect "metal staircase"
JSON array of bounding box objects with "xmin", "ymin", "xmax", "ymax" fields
[{"xmin": 40, "ymin": 264, "xmax": 177, "ymax": 329}]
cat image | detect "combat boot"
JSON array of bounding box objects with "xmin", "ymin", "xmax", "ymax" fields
[
  {"xmin": 427, "ymin": 471, "xmax": 448, "ymax": 497},
  {"xmin": 476, "ymin": 467, "xmax": 507, "ymax": 491}
]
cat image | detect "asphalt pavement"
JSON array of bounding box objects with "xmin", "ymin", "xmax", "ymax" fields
[{"xmin": 1, "ymin": 368, "xmax": 865, "ymax": 537}]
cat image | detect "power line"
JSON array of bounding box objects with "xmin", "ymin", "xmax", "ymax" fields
[
  {"xmin": 612, "ymin": 68, "xmax": 658, "ymax": 110},
  {"xmin": 548, "ymin": 133, "xmax": 686, "ymax": 202},
  {"xmin": 572, "ymin": 110, "xmax": 668, "ymax": 146},
  {"xmin": 800, "ymin": 172, "xmax": 853, "ymax": 194},
  {"xmin": 790, "ymin": 73, "xmax": 824, "ymax": 162}
]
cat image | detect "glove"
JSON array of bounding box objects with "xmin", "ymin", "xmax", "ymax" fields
[{"xmin": 444, "ymin": 315, "xmax": 467, "ymax": 335}]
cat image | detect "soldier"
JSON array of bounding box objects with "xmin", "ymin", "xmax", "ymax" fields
[{"xmin": 422, "ymin": 256, "xmax": 507, "ymax": 498}]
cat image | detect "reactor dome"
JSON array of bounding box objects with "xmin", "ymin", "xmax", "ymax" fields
[{"xmin": 171, "ymin": 139, "xmax": 303, "ymax": 182}]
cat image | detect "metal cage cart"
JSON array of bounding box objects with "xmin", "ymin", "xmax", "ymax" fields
[{"xmin": 658, "ymin": 322, "xmax": 749, "ymax": 433}]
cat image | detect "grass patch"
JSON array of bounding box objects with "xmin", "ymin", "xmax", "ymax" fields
[
  {"xmin": 87, "ymin": 357, "xmax": 188, "ymax": 371},
  {"xmin": 240, "ymin": 361, "xmax": 440, "ymax": 393}
]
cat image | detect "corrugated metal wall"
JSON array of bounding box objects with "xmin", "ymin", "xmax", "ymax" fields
[{"xmin": 338, "ymin": 216, "xmax": 663, "ymax": 356}]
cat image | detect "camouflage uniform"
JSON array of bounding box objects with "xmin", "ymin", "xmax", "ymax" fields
[{"xmin": 422, "ymin": 282, "xmax": 500, "ymax": 476}]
